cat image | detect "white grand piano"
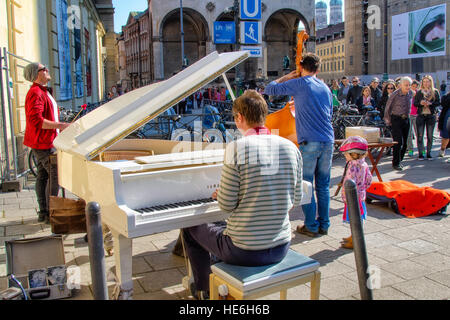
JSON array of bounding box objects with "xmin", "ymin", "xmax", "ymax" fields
[{"xmin": 53, "ymin": 51, "xmax": 313, "ymax": 299}]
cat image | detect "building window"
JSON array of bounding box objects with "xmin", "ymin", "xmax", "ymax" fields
[
  {"xmin": 350, "ymin": 36, "xmax": 353, "ymax": 43},
  {"xmin": 342, "ymin": 44, "xmax": 344, "ymax": 51},
  {"xmin": 350, "ymin": 56, "xmax": 353, "ymax": 66},
  {"xmin": 338, "ymin": 46, "xmax": 340, "ymax": 53},
  {"xmin": 327, "ymin": 48, "xmax": 329, "ymax": 55}
]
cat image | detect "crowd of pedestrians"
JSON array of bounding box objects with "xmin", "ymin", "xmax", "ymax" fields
[{"xmin": 324, "ymin": 74, "xmax": 449, "ymax": 168}]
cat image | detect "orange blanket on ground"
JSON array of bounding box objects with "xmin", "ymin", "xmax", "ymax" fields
[{"xmin": 367, "ymin": 180, "xmax": 450, "ymax": 218}]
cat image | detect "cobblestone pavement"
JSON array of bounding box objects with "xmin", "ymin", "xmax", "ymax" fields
[{"xmin": 1, "ymin": 142, "xmax": 449, "ymax": 300}]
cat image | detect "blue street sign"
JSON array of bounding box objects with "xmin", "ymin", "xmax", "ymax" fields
[
  {"xmin": 241, "ymin": 46, "xmax": 262, "ymax": 58},
  {"xmin": 240, "ymin": 0, "xmax": 261, "ymax": 20},
  {"xmin": 213, "ymin": 21, "xmax": 236, "ymax": 44},
  {"xmin": 240, "ymin": 21, "xmax": 262, "ymax": 44}
]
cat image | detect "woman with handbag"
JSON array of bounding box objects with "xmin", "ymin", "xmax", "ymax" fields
[{"xmin": 414, "ymin": 75, "xmax": 441, "ymax": 160}]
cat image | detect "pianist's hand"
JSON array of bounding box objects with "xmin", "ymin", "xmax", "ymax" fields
[{"xmin": 211, "ymin": 189, "xmax": 218, "ymax": 200}]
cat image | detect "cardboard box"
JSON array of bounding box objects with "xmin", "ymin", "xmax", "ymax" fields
[
  {"xmin": 5, "ymin": 235, "xmax": 72, "ymax": 300},
  {"xmin": 345, "ymin": 126, "xmax": 380, "ymax": 143}
]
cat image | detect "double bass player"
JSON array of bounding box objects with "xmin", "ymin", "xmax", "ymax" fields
[{"xmin": 265, "ymin": 52, "xmax": 334, "ymax": 238}]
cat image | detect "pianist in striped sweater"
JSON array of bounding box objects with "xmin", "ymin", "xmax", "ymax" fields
[{"xmin": 182, "ymin": 89, "xmax": 303, "ymax": 300}]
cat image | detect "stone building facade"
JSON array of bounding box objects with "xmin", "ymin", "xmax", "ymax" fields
[
  {"xmin": 1, "ymin": 0, "xmax": 108, "ymax": 134},
  {"xmin": 95, "ymin": 0, "xmax": 120, "ymax": 95},
  {"xmin": 315, "ymin": 22, "xmax": 345, "ymax": 83},
  {"xmin": 315, "ymin": 1, "xmax": 328, "ymax": 30},
  {"xmin": 0, "ymin": 0, "xmax": 110, "ymax": 179},
  {"xmin": 330, "ymin": 0, "xmax": 344, "ymax": 25},
  {"xmin": 148, "ymin": 0, "xmax": 315, "ymax": 82},
  {"xmin": 122, "ymin": 10, "xmax": 153, "ymax": 90}
]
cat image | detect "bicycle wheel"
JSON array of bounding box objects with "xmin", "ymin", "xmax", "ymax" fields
[
  {"xmin": 28, "ymin": 150, "xmax": 38, "ymax": 177},
  {"xmin": 171, "ymin": 129, "xmax": 203, "ymax": 142}
]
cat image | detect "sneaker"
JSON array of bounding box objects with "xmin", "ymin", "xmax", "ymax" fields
[
  {"xmin": 296, "ymin": 225, "xmax": 319, "ymax": 238},
  {"xmin": 340, "ymin": 237, "xmax": 353, "ymax": 249},
  {"xmin": 438, "ymin": 149, "xmax": 445, "ymax": 157},
  {"xmin": 426, "ymin": 153, "xmax": 433, "ymax": 160},
  {"xmin": 318, "ymin": 228, "xmax": 328, "ymax": 235},
  {"xmin": 422, "ymin": 151, "xmax": 426, "ymax": 157},
  {"xmin": 189, "ymin": 282, "xmax": 209, "ymax": 300},
  {"xmin": 407, "ymin": 150, "xmax": 413, "ymax": 157},
  {"xmin": 418, "ymin": 155, "xmax": 425, "ymax": 161},
  {"xmin": 392, "ymin": 165, "xmax": 403, "ymax": 171}
]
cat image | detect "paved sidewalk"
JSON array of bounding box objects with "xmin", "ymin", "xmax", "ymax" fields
[{"xmin": 1, "ymin": 143, "xmax": 449, "ymax": 300}]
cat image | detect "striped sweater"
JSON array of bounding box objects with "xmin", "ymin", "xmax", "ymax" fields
[{"xmin": 218, "ymin": 134, "xmax": 303, "ymax": 250}]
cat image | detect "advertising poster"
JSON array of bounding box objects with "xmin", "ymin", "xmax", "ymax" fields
[
  {"xmin": 85, "ymin": 28, "xmax": 92, "ymax": 97},
  {"xmin": 56, "ymin": 0, "xmax": 72, "ymax": 100},
  {"xmin": 74, "ymin": 27, "xmax": 83, "ymax": 97},
  {"xmin": 392, "ymin": 4, "xmax": 446, "ymax": 60}
]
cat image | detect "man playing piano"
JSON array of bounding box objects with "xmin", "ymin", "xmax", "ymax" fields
[{"xmin": 182, "ymin": 90, "xmax": 303, "ymax": 299}]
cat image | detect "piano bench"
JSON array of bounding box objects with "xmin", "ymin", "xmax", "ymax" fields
[{"xmin": 209, "ymin": 249, "xmax": 321, "ymax": 300}]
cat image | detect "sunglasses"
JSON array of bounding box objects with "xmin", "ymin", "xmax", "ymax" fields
[
  {"xmin": 387, "ymin": 87, "xmax": 395, "ymax": 90},
  {"xmin": 38, "ymin": 67, "xmax": 48, "ymax": 73},
  {"xmin": 352, "ymin": 81, "xmax": 358, "ymax": 83}
]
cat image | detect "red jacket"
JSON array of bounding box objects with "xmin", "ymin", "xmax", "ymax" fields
[{"xmin": 23, "ymin": 83, "xmax": 59, "ymax": 149}]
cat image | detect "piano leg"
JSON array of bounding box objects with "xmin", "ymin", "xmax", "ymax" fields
[
  {"xmin": 182, "ymin": 259, "xmax": 194, "ymax": 291},
  {"xmin": 111, "ymin": 229, "xmax": 134, "ymax": 300}
]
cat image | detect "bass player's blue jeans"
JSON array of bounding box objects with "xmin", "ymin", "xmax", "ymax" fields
[{"xmin": 299, "ymin": 142, "xmax": 333, "ymax": 233}]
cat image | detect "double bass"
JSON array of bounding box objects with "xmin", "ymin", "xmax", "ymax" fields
[{"xmin": 265, "ymin": 30, "xmax": 309, "ymax": 147}]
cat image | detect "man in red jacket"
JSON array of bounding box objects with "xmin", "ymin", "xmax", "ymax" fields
[{"xmin": 23, "ymin": 62, "xmax": 69, "ymax": 222}]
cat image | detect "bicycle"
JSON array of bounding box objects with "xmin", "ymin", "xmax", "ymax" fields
[{"xmin": 27, "ymin": 149, "xmax": 38, "ymax": 177}]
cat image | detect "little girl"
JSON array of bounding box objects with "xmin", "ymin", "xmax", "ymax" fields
[{"xmin": 339, "ymin": 136, "xmax": 373, "ymax": 249}]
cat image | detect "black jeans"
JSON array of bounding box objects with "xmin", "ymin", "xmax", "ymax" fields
[
  {"xmin": 33, "ymin": 148, "xmax": 59, "ymax": 213},
  {"xmin": 416, "ymin": 114, "xmax": 436, "ymax": 156},
  {"xmin": 390, "ymin": 116, "xmax": 410, "ymax": 166}
]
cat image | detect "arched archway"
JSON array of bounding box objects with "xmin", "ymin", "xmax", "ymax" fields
[
  {"xmin": 160, "ymin": 8, "xmax": 209, "ymax": 78},
  {"xmin": 264, "ymin": 9, "xmax": 310, "ymax": 79}
]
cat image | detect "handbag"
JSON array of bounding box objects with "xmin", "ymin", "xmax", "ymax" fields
[
  {"xmin": 48, "ymin": 154, "xmax": 87, "ymax": 234},
  {"xmin": 49, "ymin": 196, "xmax": 86, "ymax": 234}
]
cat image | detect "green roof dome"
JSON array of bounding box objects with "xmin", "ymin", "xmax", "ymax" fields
[
  {"xmin": 316, "ymin": 1, "xmax": 327, "ymax": 9},
  {"xmin": 330, "ymin": 0, "xmax": 343, "ymax": 6}
]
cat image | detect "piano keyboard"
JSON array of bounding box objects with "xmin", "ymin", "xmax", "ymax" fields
[{"xmin": 134, "ymin": 198, "xmax": 219, "ymax": 222}]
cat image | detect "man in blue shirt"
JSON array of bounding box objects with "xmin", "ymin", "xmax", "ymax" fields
[{"xmin": 265, "ymin": 53, "xmax": 334, "ymax": 237}]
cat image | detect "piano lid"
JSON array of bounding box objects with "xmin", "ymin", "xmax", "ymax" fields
[{"xmin": 53, "ymin": 51, "xmax": 249, "ymax": 160}]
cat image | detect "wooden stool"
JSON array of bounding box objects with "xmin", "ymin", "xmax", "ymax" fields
[{"xmin": 209, "ymin": 249, "xmax": 321, "ymax": 300}]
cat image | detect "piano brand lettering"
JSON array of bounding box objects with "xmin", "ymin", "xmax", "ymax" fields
[{"xmin": 179, "ymin": 304, "xmax": 214, "ymax": 317}]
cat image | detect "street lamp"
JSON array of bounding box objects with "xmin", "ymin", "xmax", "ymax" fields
[
  {"xmin": 226, "ymin": 1, "xmax": 241, "ymax": 94},
  {"xmin": 180, "ymin": 0, "xmax": 185, "ymax": 69},
  {"xmin": 383, "ymin": 0, "xmax": 389, "ymax": 81}
]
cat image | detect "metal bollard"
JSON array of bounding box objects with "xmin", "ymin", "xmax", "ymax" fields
[
  {"xmin": 344, "ymin": 179, "xmax": 373, "ymax": 300},
  {"xmin": 86, "ymin": 202, "xmax": 108, "ymax": 300}
]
